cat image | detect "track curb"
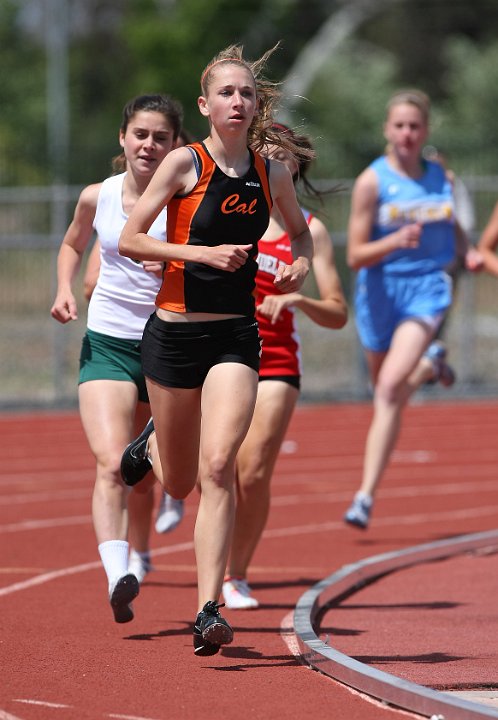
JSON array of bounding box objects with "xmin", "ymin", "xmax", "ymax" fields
[{"xmin": 294, "ymin": 529, "xmax": 498, "ymax": 719}]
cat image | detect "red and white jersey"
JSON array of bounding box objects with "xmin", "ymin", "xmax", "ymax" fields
[{"xmin": 256, "ymin": 210, "xmax": 312, "ymax": 377}]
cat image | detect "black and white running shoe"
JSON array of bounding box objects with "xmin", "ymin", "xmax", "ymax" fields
[
  {"xmin": 193, "ymin": 601, "xmax": 233, "ymax": 656},
  {"xmin": 121, "ymin": 418, "xmax": 154, "ymax": 487},
  {"xmin": 109, "ymin": 573, "xmax": 140, "ymax": 623}
]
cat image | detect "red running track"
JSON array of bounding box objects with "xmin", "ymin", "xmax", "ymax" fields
[{"xmin": 1, "ymin": 400, "xmax": 498, "ymax": 720}]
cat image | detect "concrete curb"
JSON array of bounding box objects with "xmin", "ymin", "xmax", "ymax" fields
[{"xmin": 294, "ymin": 529, "xmax": 498, "ymax": 719}]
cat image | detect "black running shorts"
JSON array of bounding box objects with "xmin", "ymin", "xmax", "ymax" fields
[
  {"xmin": 141, "ymin": 313, "xmax": 261, "ymax": 389},
  {"xmin": 259, "ymin": 374, "xmax": 301, "ymax": 390}
]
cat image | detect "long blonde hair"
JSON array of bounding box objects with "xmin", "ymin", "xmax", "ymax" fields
[{"xmin": 200, "ymin": 43, "xmax": 314, "ymax": 164}]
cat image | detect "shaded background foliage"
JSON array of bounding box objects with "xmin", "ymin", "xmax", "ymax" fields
[
  {"xmin": 2, "ymin": 0, "xmax": 498, "ymax": 185},
  {"xmin": 2, "ymin": 0, "xmax": 498, "ymax": 407}
]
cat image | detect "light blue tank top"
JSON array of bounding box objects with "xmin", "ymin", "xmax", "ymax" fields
[{"xmin": 368, "ymin": 155, "xmax": 456, "ymax": 275}]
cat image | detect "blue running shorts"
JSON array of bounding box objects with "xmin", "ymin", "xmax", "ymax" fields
[{"xmin": 354, "ymin": 269, "xmax": 452, "ymax": 352}]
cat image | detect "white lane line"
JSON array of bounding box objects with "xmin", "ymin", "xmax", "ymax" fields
[
  {"xmin": 4, "ymin": 705, "xmax": 161, "ymax": 720},
  {"xmin": 0, "ymin": 541, "xmax": 194, "ymax": 598},
  {"xmin": 272, "ymin": 463, "xmax": 498, "ymax": 486},
  {"xmin": 0, "ymin": 470, "xmax": 91, "ymax": 485},
  {"xmin": 13, "ymin": 699, "xmax": 70, "ymax": 708},
  {"xmin": 0, "ymin": 515, "xmax": 92, "ymax": 533},
  {"xmin": 272, "ymin": 478, "xmax": 498, "ymax": 507},
  {"xmin": 107, "ymin": 714, "xmax": 162, "ymax": 720},
  {"xmin": 0, "ymin": 489, "xmax": 90, "ymax": 505},
  {"xmin": 280, "ymin": 610, "xmax": 303, "ymax": 659},
  {"xmin": 263, "ymin": 504, "xmax": 498, "ymax": 540},
  {"xmin": 0, "ymin": 561, "xmax": 100, "ymax": 597},
  {"xmin": 3, "ymin": 478, "xmax": 498, "ymax": 534},
  {"xmin": 2, "ymin": 504, "xmax": 497, "ymax": 600},
  {"xmin": 391, "ymin": 450, "xmax": 436, "ymax": 462}
]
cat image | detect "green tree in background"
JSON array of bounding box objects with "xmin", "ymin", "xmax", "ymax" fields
[
  {"xmin": 3, "ymin": 0, "xmax": 498, "ymax": 186},
  {"xmin": 439, "ymin": 37, "xmax": 498, "ymax": 175},
  {"xmin": 0, "ymin": 0, "xmax": 46, "ymax": 184}
]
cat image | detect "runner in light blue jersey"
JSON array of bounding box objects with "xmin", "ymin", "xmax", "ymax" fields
[{"xmin": 344, "ymin": 89, "xmax": 482, "ymax": 530}]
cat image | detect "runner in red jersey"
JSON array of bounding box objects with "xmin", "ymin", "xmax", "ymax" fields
[
  {"xmin": 222, "ymin": 125, "xmax": 349, "ymax": 610},
  {"xmin": 255, "ymin": 209, "xmax": 313, "ymax": 380}
]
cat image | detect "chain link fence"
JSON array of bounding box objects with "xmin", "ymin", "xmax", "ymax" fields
[{"xmin": 1, "ymin": 179, "xmax": 498, "ymax": 410}]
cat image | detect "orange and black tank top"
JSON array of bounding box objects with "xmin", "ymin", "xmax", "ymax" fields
[{"xmin": 156, "ymin": 142, "xmax": 273, "ymax": 315}]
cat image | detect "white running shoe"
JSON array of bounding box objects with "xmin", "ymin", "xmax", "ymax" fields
[
  {"xmin": 128, "ymin": 548, "xmax": 152, "ymax": 585},
  {"xmin": 155, "ymin": 492, "xmax": 184, "ymax": 534},
  {"xmin": 344, "ymin": 493, "xmax": 373, "ymax": 530},
  {"xmin": 222, "ymin": 577, "xmax": 259, "ymax": 610}
]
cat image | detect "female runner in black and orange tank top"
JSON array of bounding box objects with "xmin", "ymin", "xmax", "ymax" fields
[
  {"xmin": 118, "ymin": 43, "xmax": 314, "ymax": 656},
  {"xmin": 157, "ymin": 140, "xmax": 272, "ymax": 315}
]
